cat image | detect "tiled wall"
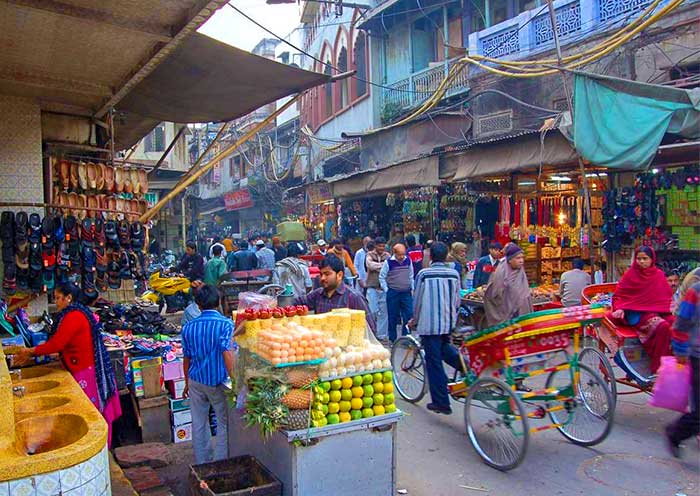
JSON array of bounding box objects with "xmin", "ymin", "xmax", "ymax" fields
[
  {"xmin": 0, "ymin": 95, "xmax": 44, "ymax": 205},
  {"xmin": 0, "ymin": 94, "xmax": 47, "ymax": 315},
  {"xmin": 0, "ymin": 444, "xmax": 110, "ymax": 496}
]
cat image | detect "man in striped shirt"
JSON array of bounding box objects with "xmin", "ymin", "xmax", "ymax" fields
[
  {"xmin": 182, "ymin": 284, "xmax": 235, "ymax": 464},
  {"xmin": 409, "ymin": 241, "xmax": 463, "ymax": 415}
]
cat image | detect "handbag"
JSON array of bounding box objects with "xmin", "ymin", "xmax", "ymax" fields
[{"xmin": 649, "ymin": 356, "xmax": 691, "ymax": 413}]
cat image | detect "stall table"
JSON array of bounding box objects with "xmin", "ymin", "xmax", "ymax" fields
[{"xmin": 228, "ymin": 410, "xmax": 401, "ymax": 496}]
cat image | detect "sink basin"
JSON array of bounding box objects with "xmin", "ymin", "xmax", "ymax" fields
[
  {"xmin": 10, "ymin": 367, "xmax": 53, "ymax": 383},
  {"xmin": 16, "ymin": 380, "xmax": 61, "ymax": 394},
  {"xmin": 15, "ymin": 414, "xmax": 88, "ymax": 455},
  {"xmin": 15, "ymin": 396, "xmax": 71, "ymax": 415}
]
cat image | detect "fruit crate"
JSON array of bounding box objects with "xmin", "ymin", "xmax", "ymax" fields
[{"xmin": 189, "ymin": 455, "xmax": 282, "ymax": 496}]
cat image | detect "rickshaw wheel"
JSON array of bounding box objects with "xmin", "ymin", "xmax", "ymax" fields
[
  {"xmin": 465, "ymin": 377, "xmax": 530, "ymax": 471},
  {"xmin": 391, "ymin": 336, "xmax": 427, "ymax": 403},
  {"xmin": 579, "ymin": 347, "xmax": 617, "ymax": 409},
  {"xmin": 545, "ymin": 363, "xmax": 615, "ymax": 447}
]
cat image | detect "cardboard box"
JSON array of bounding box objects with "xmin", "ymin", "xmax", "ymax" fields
[
  {"xmin": 173, "ymin": 423, "xmax": 192, "ymax": 444},
  {"xmin": 163, "ymin": 360, "xmax": 184, "ymax": 381},
  {"xmin": 169, "ymin": 397, "xmax": 190, "ymax": 412},
  {"xmin": 166, "ymin": 379, "xmax": 186, "ymax": 399},
  {"xmin": 172, "ymin": 409, "xmax": 192, "ymax": 426}
]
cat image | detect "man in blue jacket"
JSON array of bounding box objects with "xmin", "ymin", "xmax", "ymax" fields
[{"xmin": 472, "ymin": 241, "xmax": 503, "ymax": 288}]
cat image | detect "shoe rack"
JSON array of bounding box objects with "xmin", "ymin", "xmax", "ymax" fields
[{"xmin": 48, "ymin": 156, "xmax": 150, "ymax": 220}]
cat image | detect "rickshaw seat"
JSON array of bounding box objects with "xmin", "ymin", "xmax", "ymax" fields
[{"xmin": 602, "ymin": 316, "xmax": 638, "ymax": 339}]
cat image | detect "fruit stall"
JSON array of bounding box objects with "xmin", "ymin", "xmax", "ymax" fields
[{"xmin": 228, "ymin": 303, "xmax": 401, "ymax": 496}]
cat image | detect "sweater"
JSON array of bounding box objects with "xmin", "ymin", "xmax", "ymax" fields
[
  {"xmin": 672, "ymin": 282, "xmax": 700, "ymax": 358},
  {"xmin": 365, "ymin": 251, "xmax": 389, "ymax": 289},
  {"xmin": 379, "ymin": 256, "xmax": 414, "ymax": 292},
  {"xmin": 34, "ymin": 311, "xmax": 95, "ymax": 372}
]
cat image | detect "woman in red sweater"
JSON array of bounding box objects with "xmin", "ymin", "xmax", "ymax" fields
[{"xmin": 17, "ymin": 282, "xmax": 122, "ymax": 446}]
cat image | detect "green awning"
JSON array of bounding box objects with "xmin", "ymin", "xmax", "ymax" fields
[{"xmin": 572, "ymin": 72, "xmax": 700, "ymax": 169}]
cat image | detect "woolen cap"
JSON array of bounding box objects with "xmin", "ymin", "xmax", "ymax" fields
[{"xmin": 504, "ymin": 243, "xmax": 523, "ymax": 261}]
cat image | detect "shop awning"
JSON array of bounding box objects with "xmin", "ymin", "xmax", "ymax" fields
[
  {"xmin": 357, "ymin": 0, "xmax": 457, "ymax": 31},
  {"xmin": 572, "ymin": 72, "xmax": 700, "ymax": 169},
  {"xmin": 114, "ymin": 33, "xmax": 330, "ymax": 149},
  {"xmin": 331, "ymin": 156, "xmax": 439, "ymax": 198},
  {"xmin": 441, "ymin": 132, "xmax": 577, "ymax": 181}
]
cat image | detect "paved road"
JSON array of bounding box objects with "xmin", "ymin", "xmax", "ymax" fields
[{"xmin": 395, "ymin": 382, "xmax": 699, "ymax": 496}]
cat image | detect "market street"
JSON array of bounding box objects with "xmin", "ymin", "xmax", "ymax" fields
[{"xmin": 395, "ymin": 385, "xmax": 700, "ymax": 496}]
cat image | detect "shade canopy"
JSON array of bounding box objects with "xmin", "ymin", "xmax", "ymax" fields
[{"xmin": 114, "ymin": 33, "xmax": 330, "ymax": 149}]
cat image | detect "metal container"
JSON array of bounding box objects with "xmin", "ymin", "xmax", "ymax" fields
[{"xmin": 228, "ymin": 411, "xmax": 400, "ymax": 496}]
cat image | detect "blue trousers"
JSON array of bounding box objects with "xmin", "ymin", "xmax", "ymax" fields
[
  {"xmin": 387, "ymin": 289, "xmax": 413, "ymax": 342},
  {"xmin": 420, "ymin": 334, "xmax": 463, "ymax": 409}
]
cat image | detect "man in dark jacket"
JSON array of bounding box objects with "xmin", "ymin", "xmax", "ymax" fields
[
  {"xmin": 472, "ymin": 241, "xmax": 503, "ymax": 288},
  {"xmin": 177, "ymin": 241, "xmax": 205, "ymax": 282},
  {"xmin": 228, "ymin": 241, "xmax": 258, "ymax": 271}
]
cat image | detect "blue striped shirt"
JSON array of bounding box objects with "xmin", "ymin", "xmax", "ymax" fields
[
  {"xmin": 413, "ymin": 262, "xmax": 461, "ymax": 335},
  {"xmin": 182, "ymin": 310, "xmax": 233, "ymax": 386}
]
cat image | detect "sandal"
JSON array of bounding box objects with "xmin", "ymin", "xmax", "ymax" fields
[
  {"xmin": 41, "ymin": 215, "xmax": 54, "ymax": 248},
  {"xmin": 3, "ymin": 263, "xmax": 17, "ymax": 295},
  {"xmin": 29, "ymin": 242, "xmax": 43, "ymax": 271},
  {"xmin": 118, "ymin": 220, "xmax": 131, "ymax": 247},
  {"xmin": 105, "ymin": 220, "xmax": 120, "ymax": 249},
  {"xmin": 87, "ymin": 195, "xmax": 99, "ymax": 217},
  {"xmin": 130, "ymin": 168, "xmax": 140, "ymax": 195},
  {"xmin": 28, "ymin": 213, "xmax": 41, "ymax": 244},
  {"xmin": 54, "ymin": 215, "xmax": 64, "ymax": 246},
  {"xmin": 94, "ymin": 218, "xmax": 106, "ymax": 247},
  {"xmin": 104, "ymin": 165, "xmax": 115, "ymax": 193},
  {"xmin": 70, "ymin": 161, "xmax": 80, "ymax": 190},
  {"xmin": 77, "ymin": 194, "xmax": 87, "ymax": 220},
  {"xmin": 130, "ymin": 221, "xmax": 145, "ymax": 250},
  {"xmin": 59, "ymin": 159, "xmax": 71, "ymax": 190},
  {"xmin": 87, "ymin": 162, "xmax": 97, "ymax": 189},
  {"xmin": 14, "ymin": 211, "xmax": 28, "ymax": 246},
  {"xmin": 15, "ymin": 242, "xmax": 29, "ymax": 270},
  {"xmin": 1, "ymin": 211, "xmax": 15, "ymax": 243},
  {"xmin": 107, "ymin": 259, "xmax": 121, "ymax": 289},
  {"xmin": 78, "ymin": 161, "xmax": 88, "ymax": 190},
  {"xmin": 29, "ymin": 268, "xmax": 42, "ymax": 293},
  {"xmin": 119, "ymin": 250, "xmax": 132, "ymax": 280},
  {"xmin": 80, "ymin": 218, "xmax": 95, "ymax": 247},
  {"xmin": 96, "ymin": 163, "xmax": 105, "ymax": 191},
  {"xmin": 138, "ymin": 169, "xmax": 148, "ymax": 195},
  {"xmin": 115, "ymin": 167, "xmax": 125, "ymax": 193}
]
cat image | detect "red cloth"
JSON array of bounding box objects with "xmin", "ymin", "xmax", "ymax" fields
[
  {"xmin": 613, "ymin": 247, "xmax": 672, "ymax": 314},
  {"xmin": 34, "ymin": 311, "xmax": 96, "ymax": 372}
]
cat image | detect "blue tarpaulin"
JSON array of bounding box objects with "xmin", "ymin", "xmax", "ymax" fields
[{"xmin": 572, "ymin": 73, "xmax": 700, "ymax": 169}]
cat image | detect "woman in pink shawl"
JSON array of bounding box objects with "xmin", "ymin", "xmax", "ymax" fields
[
  {"xmin": 610, "ymin": 246, "xmax": 674, "ymax": 373},
  {"xmin": 484, "ymin": 243, "xmax": 533, "ymax": 326}
]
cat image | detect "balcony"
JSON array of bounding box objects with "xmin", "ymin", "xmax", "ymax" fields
[
  {"xmin": 468, "ymin": 0, "xmax": 660, "ymax": 60},
  {"xmin": 381, "ymin": 0, "xmax": 682, "ymax": 114},
  {"xmin": 381, "ymin": 57, "xmax": 470, "ymax": 116}
]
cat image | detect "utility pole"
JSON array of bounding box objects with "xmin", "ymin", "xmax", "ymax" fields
[{"xmin": 546, "ymin": 0, "xmax": 595, "ymax": 270}]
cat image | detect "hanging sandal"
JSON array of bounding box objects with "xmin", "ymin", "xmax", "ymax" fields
[
  {"xmin": 115, "ymin": 167, "xmax": 125, "ymax": 193},
  {"xmin": 77, "ymin": 194, "xmax": 87, "ymax": 220},
  {"xmin": 59, "ymin": 159, "xmax": 71, "ymax": 189},
  {"xmin": 104, "ymin": 165, "xmax": 115, "ymax": 192},
  {"xmin": 87, "ymin": 195, "xmax": 99, "ymax": 218},
  {"xmin": 130, "ymin": 221, "xmax": 145, "ymax": 250},
  {"xmin": 107, "ymin": 259, "xmax": 121, "ymax": 289},
  {"xmin": 70, "ymin": 161, "xmax": 80, "ymax": 190},
  {"xmin": 29, "ymin": 242, "xmax": 43, "ymax": 271},
  {"xmin": 41, "ymin": 215, "xmax": 55, "ymax": 248},
  {"xmin": 15, "ymin": 242, "xmax": 29, "ymax": 270},
  {"xmin": 96, "ymin": 163, "xmax": 105, "ymax": 191},
  {"xmin": 28, "ymin": 213, "xmax": 41, "ymax": 244},
  {"xmin": 3, "ymin": 263, "xmax": 17, "ymax": 296},
  {"xmin": 94, "ymin": 218, "xmax": 106, "ymax": 247},
  {"xmin": 14, "ymin": 211, "xmax": 28, "ymax": 246},
  {"xmin": 86, "ymin": 162, "xmax": 97, "ymax": 189},
  {"xmin": 118, "ymin": 220, "xmax": 131, "ymax": 247},
  {"xmin": 78, "ymin": 161, "xmax": 88, "ymax": 190},
  {"xmin": 105, "ymin": 220, "xmax": 120, "ymax": 249},
  {"xmin": 1, "ymin": 211, "xmax": 15, "ymax": 243},
  {"xmin": 138, "ymin": 169, "xmax": 148, "ymax": 195},
  {"xmin": 130, "ymin": 168, "xmax": 140, "ymax": 195},
  {"xmin": 42, "ymin": 268, "xmax": 55, "ymax": 292}
]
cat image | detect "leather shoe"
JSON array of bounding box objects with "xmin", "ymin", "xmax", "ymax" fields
[{"xmin": 426, "ymin": 403, "xmax": 452, "ymax": 415}]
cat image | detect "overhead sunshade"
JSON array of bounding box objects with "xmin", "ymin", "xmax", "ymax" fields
[
  {"xmin": 441, "ymin": 132, "xmax": 577, "ymax": 181},
  {"xmin": 331, "ymin": 156, "xmax": 439, "ymax": 198},
  {"xmin": 114, "ymin": 33, "xmax": 330, "ymax": 148},
  {"xmin": 572, "ymin": 72, "xmax": 700, "ymax": 169}
]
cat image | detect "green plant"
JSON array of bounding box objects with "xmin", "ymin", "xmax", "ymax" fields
[{"xmin": 243, "ymin": 377, "xmax": 290, "ymax": 439}]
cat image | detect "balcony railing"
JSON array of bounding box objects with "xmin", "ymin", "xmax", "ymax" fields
[
  {"xmin": 382, "ymin": 57, "xmax": 470, "ymax": 112},
  {"xmin": 469, "ymin": 0, "xmax": 663, "ymax": 61},
  {"xmin": 380, "ymin": 0, "xmax": 685, "ymax": 112}
]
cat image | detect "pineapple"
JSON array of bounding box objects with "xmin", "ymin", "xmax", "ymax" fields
[
  {"xmin": 284, "ymin": 409, "xmax": 310, "ymax": 431},
  {"xmin": 286, "ymin": 369, "xmax": 318, "ymax": 388},
  {"xmin": 281, "ymin": 388, "xmax": 312, "ymax": 409}
]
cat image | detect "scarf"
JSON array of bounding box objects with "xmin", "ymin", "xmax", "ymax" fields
[
  {"xmin": 484, "ymin": 259, "xmax": 533, "ymax": 326},
  {"xmin": 279, "ymin": 257, "xmax": 306, "ymax": 277},
  {"xmin": 53, "ymin": 303, "xmax": 117, "ymax": 409},
  {"xmin": 613, "ymin": 247, "xmax": 672, "ymax": 314}
]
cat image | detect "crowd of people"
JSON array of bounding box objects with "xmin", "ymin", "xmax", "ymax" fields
[{"xmin": 163, "ymin": 230, "xmax": 698, "ymax": 457}]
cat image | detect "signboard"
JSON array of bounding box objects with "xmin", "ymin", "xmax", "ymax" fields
[
  {"xmin": 211, "ymin": 161, "xmax": 222, "ymax": 185},
  {"xmin": 224, "ymin": 189, "xmax": 254, "ymax": 211},
  {"xmin": 308, "ymin": 183, "xmax": 333, "ymax": 204},
  {"xmin": 144, "ymin": 192, "xmax": 159, "ymax": 208}
]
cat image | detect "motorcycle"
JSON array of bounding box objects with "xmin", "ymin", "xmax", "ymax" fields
[{"xmin": 144, "ymin": 271, "xmax": 192, "ymax": 313}]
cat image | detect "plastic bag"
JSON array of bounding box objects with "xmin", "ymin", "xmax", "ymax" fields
[{"xmin": 649, "ymin": 356, "xmax": 690, "ymax": 413}]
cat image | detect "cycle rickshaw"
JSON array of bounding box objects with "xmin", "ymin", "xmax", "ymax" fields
[{"xmin": 391, "ymin": 304, "xmax": 615, "ymax": 470}]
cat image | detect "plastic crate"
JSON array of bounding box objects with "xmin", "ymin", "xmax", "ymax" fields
[{"xmin": 189, "ymin": 456, "xmax": 282, "ymax": 496}]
